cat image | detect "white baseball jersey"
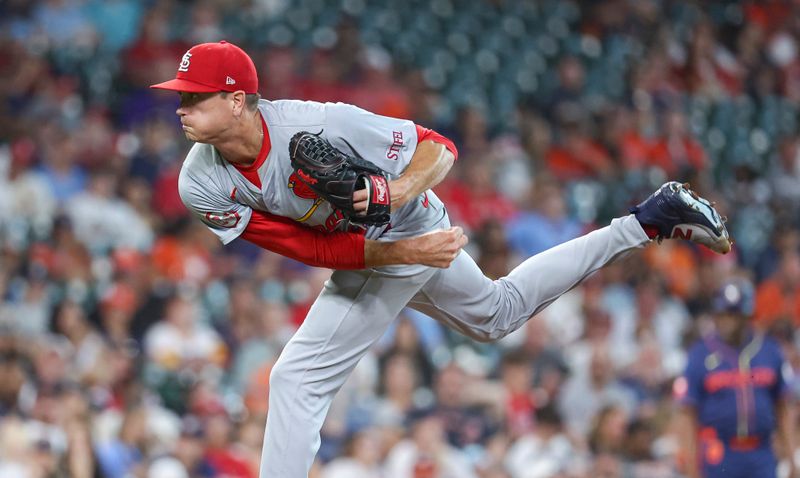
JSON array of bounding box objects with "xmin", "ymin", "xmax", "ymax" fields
[{"xmin": 178, "ymin": 99, "xmax": 446, "ymax": 248}]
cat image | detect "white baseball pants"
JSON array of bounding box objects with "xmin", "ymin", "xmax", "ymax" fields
[{"xmin": 259, "ymin": 214, "xmax": 649, "ymax": 477}]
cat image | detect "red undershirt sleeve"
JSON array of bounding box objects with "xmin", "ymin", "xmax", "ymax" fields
[
  {"xmin": 415, "ymin": 124, "xmax": 459, "ymax": 160},
  {"xmin": 241, "ymin": 210, "xmax": 366, "ymax": 269}
]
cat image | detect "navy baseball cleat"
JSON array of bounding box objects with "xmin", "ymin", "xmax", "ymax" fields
[{"xmin": 630, "ymin": 181, "xmax": 732, "ymax": 254}]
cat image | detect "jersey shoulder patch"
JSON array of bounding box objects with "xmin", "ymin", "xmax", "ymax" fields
[{"xmin": 204, "ymin": 211, "xmax": 241, "ymax": 228}]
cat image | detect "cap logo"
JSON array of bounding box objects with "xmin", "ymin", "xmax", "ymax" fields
[
  {"xmin": 226, "ymin": 76, "xmax": 236, "ymax": 85},
  {"xmin": 178, "ymin": 52, "xmax": 192, "ymax": 72}
]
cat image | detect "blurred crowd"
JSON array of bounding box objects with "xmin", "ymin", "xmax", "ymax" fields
[{"xmin": 2, "ymin": 0, "xmax": 800, "ymax": 477}]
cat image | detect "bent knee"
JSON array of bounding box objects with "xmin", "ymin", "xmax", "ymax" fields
[
  {"xmin": 268, "ymin": 358, "xmax": 300, "ymax": 392},
  {"xmin": 471, "ymin": 333, "xmax": 495, "ymax": 344},
  {"xmin": 463, "ymin": 326, "xmax": 505, "ymax": 343},
  {"xmin": 463, "ymin": 314, "xmax": 525, "ymax": 343}
]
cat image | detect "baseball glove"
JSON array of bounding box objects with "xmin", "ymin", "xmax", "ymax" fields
[{"xmin": 289, "ymin": 131, "xmax": 391, "ymax": 226}]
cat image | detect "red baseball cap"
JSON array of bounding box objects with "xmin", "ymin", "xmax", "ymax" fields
[{"xmin": 150, "ymin": 41, "xmax": 258, "ymax": 94}]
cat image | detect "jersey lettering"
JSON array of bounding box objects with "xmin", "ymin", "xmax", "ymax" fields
[
  {"xmin": 703, "ymin": 367, "xmax": 776, "ymax": 393},
  {"xmin": 386, "ymin": 131, "xmax": 404, "ymax": 160}
]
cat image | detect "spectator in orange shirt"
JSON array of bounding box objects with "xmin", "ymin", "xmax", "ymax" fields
[
  {"xmin": 546, "ymin": 119, "xmax": 614, "ymax": 180},
  {"xmin": 754, "ymin": 249, "xmax": 800, "ymax": 328},
  {"xmin": 602, "ymin": 107, "xmax": 653, "ymax": 173}
]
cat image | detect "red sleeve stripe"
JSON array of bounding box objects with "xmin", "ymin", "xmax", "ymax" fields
[
  {"xmin": 415, "ymin": 124, "xmax": 458, "ymax": 161},
  {"xmin": 241, "ymin": 210, "xmax": 366, "ymax": 269}
]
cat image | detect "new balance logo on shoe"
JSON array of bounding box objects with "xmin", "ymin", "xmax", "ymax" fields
[{"xmin": 672, "ymin": 227, "xmax": 693, "ymax": 240}]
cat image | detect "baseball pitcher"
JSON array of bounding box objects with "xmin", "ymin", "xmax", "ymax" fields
[{"xmin": 151, "ymin": 41, "xmax": 732, "ymax": 478}]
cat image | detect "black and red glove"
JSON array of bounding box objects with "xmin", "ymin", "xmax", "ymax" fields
[{"xmin": 289, "ymin": 131, "xmax": 391, "ymax": 226}]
